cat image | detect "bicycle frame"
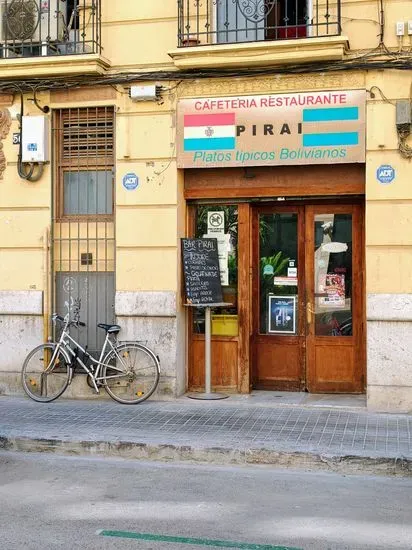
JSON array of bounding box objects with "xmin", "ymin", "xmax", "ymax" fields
[{"xmin": 49, "ymin": 322, "xmax": 133, "ymax": 393}]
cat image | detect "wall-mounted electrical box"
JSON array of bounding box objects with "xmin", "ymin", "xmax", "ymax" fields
[
  {"xmin": 129, "ymin": 85, "xmax": 160, "ymax": 101},
  {"xmin": 396, "ymin": 22, "xmax": 405, "ymax": 36},
  {"xmin": 396, "ymin": 100, "xmax": 411, "ymax": 127},
  {"xmin": 22, "ymin": 116, "xmax": 49, "ymax": 163}
]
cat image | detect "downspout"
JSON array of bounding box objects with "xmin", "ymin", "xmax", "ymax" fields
[{"xmin": 43, "ymin": 226, "xmax": 51, "ymax": 343}]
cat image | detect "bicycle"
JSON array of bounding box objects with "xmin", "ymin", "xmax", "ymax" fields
[{"xmin": 21, "ymin": 306, "xmax": 160, "ymax": 405}]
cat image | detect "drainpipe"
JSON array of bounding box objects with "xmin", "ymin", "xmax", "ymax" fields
[{"xmin": 43, "ymin": 226, "xmax": 51, "ymax": 343}]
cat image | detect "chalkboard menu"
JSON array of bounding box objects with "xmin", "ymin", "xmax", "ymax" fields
[{"xmin": 181, "ymin": 238, "xmax": 223, "ymax": 305}]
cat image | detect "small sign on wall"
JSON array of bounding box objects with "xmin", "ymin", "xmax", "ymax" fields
[
  {"xmin": 376, "ymin": 165, "xmax": 395, "ymax": 185},
  {"xmin": 123, "ymin": 172, "xmax": 139, "ymax": 190}
]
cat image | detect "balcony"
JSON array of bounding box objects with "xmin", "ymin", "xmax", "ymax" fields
[
  {"xmin": 170, "ymin": 0, "xmax": 346, "ymax": 70},
  {"xmin": 178, "ymin": 0, "xmax": 341, "ymax": 46},
  {"xmin": 0, "ymin": 0, "xmax": 109, "ymax": 77}
]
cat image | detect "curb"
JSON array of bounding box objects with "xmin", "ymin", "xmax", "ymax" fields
[{"xmin": 0, "ymin": 435, "xmax": 411, "ymax": 477}]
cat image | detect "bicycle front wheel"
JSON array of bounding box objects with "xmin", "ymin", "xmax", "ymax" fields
[
  {"xmin": 102, "ymin": 343, "xmax": 160, "ymax": 404},
  {"xmin": 21, "ymin": 343, "xmax": 70, "ymax": 403}
]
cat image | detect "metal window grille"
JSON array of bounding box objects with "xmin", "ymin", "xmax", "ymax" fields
[
  {"xmin": 0, "ymin": 0, "xmax": 102, "ymax": 58},
  {"xmin": 52, "ymin": 106, "xmax": 115, "ymax": 356},
  {"xmin": 177, "ymin": 0, "xmax": 341, "ymax": 46}
]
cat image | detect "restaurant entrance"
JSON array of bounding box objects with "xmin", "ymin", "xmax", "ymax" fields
[
  {"xmin": 185, "ymin": 165, "xmax": 366, "ymax": 395},
  {"xmin": 252, "ymin": 202, "xmax": 365, "ymax": 393}
]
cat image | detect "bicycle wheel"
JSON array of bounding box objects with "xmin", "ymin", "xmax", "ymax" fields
[
  {"xmin": 102, "ymin": 343, "xmax": 160, "ymax": 404},
  {"xmin": 21, "ymin": 343, "xmax": 70, "ymax": 403}
]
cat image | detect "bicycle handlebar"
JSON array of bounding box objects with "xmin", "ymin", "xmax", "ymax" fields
[
  {"xmin": 52, "ymin": 314, "xmax": 86, "ymax": 328},
  {"xmin": 53, "ymin": 314, "xmax": 65, "ymax": 323}
]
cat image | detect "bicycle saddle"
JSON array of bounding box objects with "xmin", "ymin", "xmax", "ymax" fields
[{"xmin": 97, "ymin": 323, "xmax": 121, "ymax": 334}]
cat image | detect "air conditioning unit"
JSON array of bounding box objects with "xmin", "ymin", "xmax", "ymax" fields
[{"xmin": 0, "ymin": 0, "xmax": 67, "ymax": 45}]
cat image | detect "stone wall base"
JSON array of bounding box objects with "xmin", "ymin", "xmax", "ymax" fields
[
  {"xmin": 0, "ymin": 290, "xmax": 183, "ymax": 400},
  {"xmin": 4, "ymin": 291, "xmax": 412, "ymax": 411},
  {"xmin": 367, "ymin": 385, "xmax": 412, "ymax": 414},
  {"xmin": 0, "ymin": 371, "xmax": 179, "ymax": 401},
  {"xmin": 0, "ymin": 291, "xmax": 44, "ymax": 394},
  {"xmin": 0, "ymin": 315, "xmax": 43, "ymax": 372},
  {"xmin": 115, "ymin": 290, "xmax": 184, "ymax": 398},
  {"xmin": 367, "ymin": 293, "xmax": 412, "ymax": 413}
]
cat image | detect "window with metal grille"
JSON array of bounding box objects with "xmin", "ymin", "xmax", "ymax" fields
[
  {"xmin": 53, "ymin": 106, "xmax": 116, "ymax": 355},
  {"xmin": 54, "ymin": 107, "xmax": 115, "ymax": 219}
]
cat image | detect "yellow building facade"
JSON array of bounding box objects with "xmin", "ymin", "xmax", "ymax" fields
[{"xmin": 0, "ymin": 0, "xmax": 411, "ymax": 411}]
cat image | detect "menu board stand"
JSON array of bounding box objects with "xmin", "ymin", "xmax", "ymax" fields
[
  {"xmin": 185, "ymin": 303, "xmax": 229, "ymax": 401},
  {"xmin": 181, "ymin": 237, "xmax": 229, "ymax": 400}
]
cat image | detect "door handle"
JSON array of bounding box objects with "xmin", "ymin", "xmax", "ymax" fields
[{"xmin": 306, "ymin": 301, "xmax": 314, "ymax": 324}]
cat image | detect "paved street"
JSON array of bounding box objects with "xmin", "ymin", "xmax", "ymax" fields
[
  {"xmin": 0, "ymin": 396, "xmax": 410, "ymax": 475},
  {"xmin": 0, "ymin": 452, "xmax": 411, "ymax": 550}
]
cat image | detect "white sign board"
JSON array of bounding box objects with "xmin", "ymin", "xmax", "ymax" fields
[
  {"xmin": 205, "ymin": 211, "xmax": 229, "ymax": 285},
  {"xmin": 207, "ymin": 211, "xmax": 225, "ymax": 234},
  {"xmin": 204, "ymin": 232, "xmax": 230, "ymax": 286}
]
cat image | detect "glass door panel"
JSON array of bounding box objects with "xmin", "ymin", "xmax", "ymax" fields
[
  {"xmin": 193, "ymin": 205, "xmax": 238, "ymax": 336},
  {"xmin": 306, "ymin": 204, "xmax": 364, "ymax": 394},
  {"xmin": 253, "ymin": 203, "xmax": 364, "ymax": 394},
  {"xmin": 259, "ymin": 213, "xmax": 299, "ymax": 335},
  {"xmin": 313, "ymin": 213, "xmax": 352, "ymax": 337}
]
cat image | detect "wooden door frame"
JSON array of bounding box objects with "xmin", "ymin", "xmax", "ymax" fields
[
  {"xmin": 250, "ymin": 198, "xmax": 366, "ymax": 393},
  {"xmin": 251, "ymin": 204, "xmax": 306, "ymax": 390},
  {"xmin": 186, "ymin": 198, "xmax": 365, "ymax": 394},
  {"xmin": 186, "ymin": 202, "xmax": 251, "ymax": 393},
  {"xmin": 305, "ymin": 203, "xmax": 366, "ymax": 393}
]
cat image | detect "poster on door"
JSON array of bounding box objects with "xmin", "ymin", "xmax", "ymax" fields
[
  {"xmin": 203, "ymin": 209, "xmax": 230, "ymax": 285},
  {"xmin": 318, "ymin": 274, "xmax": 345, "ymax": 308},
  {"xmin": 268, "ymin": 295, "xmax": 296, "ymax": 334},
  {"xmin": 203, "ymin": 232, "xmax": 230, "ymax": 286}
]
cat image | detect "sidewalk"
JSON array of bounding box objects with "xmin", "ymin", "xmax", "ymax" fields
[{"xmin": 0, "ymin": 394, "xmax": 411, "ymax": 476}]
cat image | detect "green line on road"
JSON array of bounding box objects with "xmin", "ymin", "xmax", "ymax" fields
[{"xmin": 97, "ymin": 530, "xmax": 302, "ymax": 550}]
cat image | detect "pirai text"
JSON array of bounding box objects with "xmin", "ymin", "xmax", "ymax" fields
[{"xmin": 236, "ymin": 123, "xmax": 302, "ymax": 136}]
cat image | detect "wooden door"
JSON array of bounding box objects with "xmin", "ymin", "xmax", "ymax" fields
[
  {"xmin": 252, "ymin": 205, "xmax": 306, "ymax": 390},
  {"xmin": 305, "ymin": 204, "xmax": 365, "ymax": 393},
  {"xmin": 252, "ymin": 202, "xmax": 365, "ymax": 393}
]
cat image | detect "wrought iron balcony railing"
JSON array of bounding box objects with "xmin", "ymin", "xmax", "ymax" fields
[
  {"xmin": 0, "ymin": 0, "xmax": 101, "ymax": 58},
  {"xmin": 178, "ymin": 0, "xmax": 341, "ymax": 47}
]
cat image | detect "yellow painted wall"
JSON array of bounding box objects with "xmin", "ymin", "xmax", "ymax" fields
[
  {"xmin": 365, "ymin": 71, "xmax": 412, "ymax": 293},
  {"xmin": 0, "ymin": 87, "xmax": 179, "ymax": 294},
  {"xmin": 0, "ymin": 106, "xmax": 51, "ymax": 290},
  {"xmin": 114, "ymin": 87, "xmax": 179, "ymax": 292},
  {"xmin": 1, "ymin": 1, "xmax": 412, "ymax": 300},
  {"xmin": 100, "ymin": 0, "xmax": 412, "ymax": 65}
]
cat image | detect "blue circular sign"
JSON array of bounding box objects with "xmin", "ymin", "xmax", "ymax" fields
[
  {"xmin": 376, "ymin": 165, "xmax": 395, "ymax": 185},
  {"xmin": 123, "ymin": 173, "xmax": 139, "ymax": 190}
]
